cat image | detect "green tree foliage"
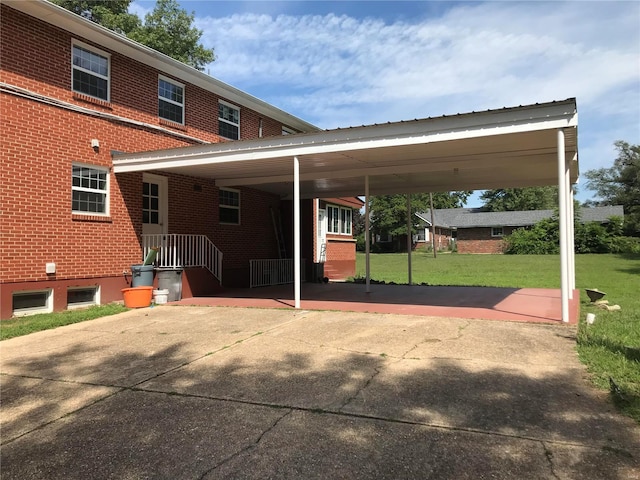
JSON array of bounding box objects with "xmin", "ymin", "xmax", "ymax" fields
[
  {"xmin": 53, "ymin": 0, "xmax": 140, "ymax": 32},
  {"xmin": 584, "ymin": 141, "xmax": 640, "ymax": 236},
  {"xmin": 480, "ymin": 187, "xmax": 558, "ymax": 212},
  {"xmin": 370, "ymin": 192, "xmax": 471, "ymax": 238},
  {"xmin": 129, "ymin": 0, "xmax": 214, "ymax": 70},
  {"xmin": 504, "ymin": 213, "xmax": 639, "ymax": 254},
  {"xmin": 53, "ymin": 0, "xmax": 214, "ymax": 70}
]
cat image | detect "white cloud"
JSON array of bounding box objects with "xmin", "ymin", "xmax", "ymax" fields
[{"xmin": 192, "ymin": 1, "xmax": 639, "ymax": 203}]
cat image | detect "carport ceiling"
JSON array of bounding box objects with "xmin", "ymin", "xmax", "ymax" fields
[{"xmin": 112, "ymin": 98, "xmax": 578, "ymax": 199}]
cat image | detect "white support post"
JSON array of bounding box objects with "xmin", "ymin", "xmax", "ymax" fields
[
  {"xmin": 293, "ymin": 156, "xmax": 301, "ymax": 309},
  {"xmin": 567, "ymin": 172, "xmax": 574, "ymax": 297},
  {"xmin": 365, "ymin": 175, "xmax": 371, "ymax": 293},
  {"xmin": 407, "ymin": 193, "xmax": 412, "ymax": 285},
  {"xmin": 557, "ymin": 129, "xmax": 569, "ymax": 322}
]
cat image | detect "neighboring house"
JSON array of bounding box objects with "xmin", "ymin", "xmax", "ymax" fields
[
  {"xmin": 0, "ymin": 1, "xmax": 359, "ymax": 318},
  {"xmin": 415, "ymin": 206, "xmax": 624, "ymax": 254}
]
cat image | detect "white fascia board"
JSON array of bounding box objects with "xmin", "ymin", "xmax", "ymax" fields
[
  {"xmin": 113, "ymin": 103, "xmax": 577, "ymax": 173},
  {"xmin": 5, "ymin": 0, "xmax": 318, "ymax": 133}
]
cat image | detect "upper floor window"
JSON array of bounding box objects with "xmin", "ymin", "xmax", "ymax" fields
[
  {"xmin": 327, "ymin": 205, "xmax": 353, "ymax": 235},
  {"xmin": 219, "ymin": 101, "xmax": 240, "ymax": 140},
  {"xmin": 158, "ymin": 76, "xmax": 184, "ymax": 124},
  {"xmin": 72, "ymin": 163, "xmax": 109, "ymax": 215},
  {"xmin": 282, "ymin": 126, "xmax": 295, "ymax": 135},
  {"xmin": 219, "ymin": 188, "xmax": 240, "ymax": 224},
  {"xmin": 72, "ymin": 41, "xmax": 110, "ymax": 101}
]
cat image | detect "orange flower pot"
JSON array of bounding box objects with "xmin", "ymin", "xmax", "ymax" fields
[{"xmin": 122, "ymin": 286, "xmax": 153, "ymax": 308}]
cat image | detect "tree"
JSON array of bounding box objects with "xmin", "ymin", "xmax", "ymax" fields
[
  {"xmin": 480, "ymin": 187, "xmax": 558, "ymax": 212},
  {"xmin": 52, "ymin": 1, "xmax": 141, "ymax": 33},
  {"xmin": 53, "ymin": 0, "xmax": 214, "ymax": 70},
  {"xmin": 583, "ymin": 141, "xmax": 640, "ymax": 236},
  {"xmin": 370, "ymin": 192, "xmax": 471, "ymax": 238},
  {"xmin": 129, "ymin": 0, "xmax": 214, "ymax": 70}
]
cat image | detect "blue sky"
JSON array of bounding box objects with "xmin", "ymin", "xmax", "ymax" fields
[{"xmin": 131, "ymin": 1, "xmax": 640, "ymax": 207}]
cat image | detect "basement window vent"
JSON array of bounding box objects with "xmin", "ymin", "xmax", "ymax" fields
[
  {"xmin": 67, "ymin": 287, "xmax": 100, "ymax": 309},
  {"xmin": 12, "ymin": 290, "xmax": 53, "ymax": 317}
]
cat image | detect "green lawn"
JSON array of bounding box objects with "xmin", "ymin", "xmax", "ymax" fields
[
  {"xmin": 355, "ymin": 252, "xmax": 640, "ymax": 422},
  {"xmin": 0, "ymin": 303, "xmax": 128, "ymax": 341}
]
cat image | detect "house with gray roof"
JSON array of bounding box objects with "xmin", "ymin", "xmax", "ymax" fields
[{"xmin": 415, "ymin": 206, "xmax": 624, "ymax": 254}]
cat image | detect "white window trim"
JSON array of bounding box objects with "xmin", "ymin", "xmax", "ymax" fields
[
  {"xmin": 491, "ymin": 227, "xmax": 504, "ymax": 237},
  {"xmin": 327, "ymin": 204, "xmax": 353, "ymax": 235},
  {"xmin": 12, "ymin": 289, "xmax": 53, "ymax": 317},
  {"xmin": 158, "ymin": 75, "xmax": 185, "ymax": 125},
  {"xmin": 71, "ymin": 39, "xmax": 111, "ymax": 102},
  {"xmin": 67, "ymin": 286, "xmax": 101, "ymax": 309},
  {"xmin": 72, "ymin": 162, "xmax": 110, "ymax": 216},
  {"xmin": 219, "ymin": 187, "xmax": 241, "ymax": 225},
  {"xmin": 218, "ymin": 100, "xmax": 241, "ymax": 140},
  {"xmin": 282, "ymin": 126, "xmax": 296, "ymax": 135}
]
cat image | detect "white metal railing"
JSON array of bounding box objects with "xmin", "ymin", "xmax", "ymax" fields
[
  {"xmin": 141, "ymin": 234, "xmax": 223, "ymax": 284},
  {"xmin": 250, "ymin": 259, "xmax": 306, "ymax": 288}
]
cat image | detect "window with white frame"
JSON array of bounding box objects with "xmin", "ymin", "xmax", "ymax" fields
[
  {"xmin": 219, "ymin": 188, "xmax": 240, "ymax": 224},
  {"xmin": 282, "ymin": 126, "xmax": 295, "ymax": 135},
  {"xmin": 13, "ymin": 289, "xmax": 53, "ymax": 316},
  {"xmin": 218, "ymin": 101, "xmax": 240, "ymax": 140},
  {"xmin": 327, "ymin": 204, "xmax": 353, "ymax": 235},
  {"xmin": 341, "ymin": 208, "xmax": 352, "ymax": 235},
  {"xmin": 158, "ymin": 76, "xmax": 184, "ymax": 124},
  {"xmin": 72, "ymin": 42, "xmax": 110, "ymax": 101},
  {"xmin": 67, "ymin": 286, "xmax": 100, "ymax": 308},
  {"xmin": 491, "ymin": 227, "xmax": 504, "ymax": 237},
  {"xmin": 72, "ymin": 164, "xmax": 109, "ymax": 214}
]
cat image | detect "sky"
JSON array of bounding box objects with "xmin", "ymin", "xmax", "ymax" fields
[{"xmin": 131, "ymin": 0, "xmax": 640, "ymax": 207}]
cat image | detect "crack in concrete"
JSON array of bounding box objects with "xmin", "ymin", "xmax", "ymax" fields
[
  {"xmin": 338, "ymin": 363, "xmax": 383, "ymax": 411},
  {"xmin": 541, "ymin": 441, "xmax": 561, "ymax": 480},
  {"xmin": 0, "ymin": 384, "xmax": 123, "ymax": 446},
  {"xmin": 196, "ymin": 409, "xmax": 293, "ymax": 479}
]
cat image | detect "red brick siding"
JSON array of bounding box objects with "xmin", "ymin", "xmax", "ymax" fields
[
  {"xmin": 456, "ymin": 227, "xmax": 517, "ymax": 254},
  {"xmin": 324, "ymin": 236, "xmax": 357, "ymax": 280},
  {"xmin": 0, "ymin": 4, "xmax": 294, "ymax": 316}
]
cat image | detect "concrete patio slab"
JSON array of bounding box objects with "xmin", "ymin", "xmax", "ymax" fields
[
  {"xmin": 206, "ymin": 410, "xmax": 639, "ymax": 480},
  {"xmin": 176, "ymin": 283, "xmax": 580, "ymax": 324},
  {"xmin": 0, "ymin": 376, "xmax": 117, "ymax": 443},
  {"xmin": 0, "ymin": 389, "xmax": 286, "ymax": 480},
  {"xmin": 1, "ymin": 306, "xmax": 638, "ymax": 479}
]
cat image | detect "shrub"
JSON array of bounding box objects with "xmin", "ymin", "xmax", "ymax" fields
[{"xmin": 607, "ymin": 236, "xmax": 640, "ymax": 254}]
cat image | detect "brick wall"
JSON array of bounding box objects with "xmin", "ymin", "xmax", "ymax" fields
[
  {"xmin": 324, "ymin": 236, "xmax": 357, "ymax": 279},
  {"xmin": 0, "ymin": 5, "xmax": 292, "ymax": 316},
  {"xmin": 456, "ymin": 227, "xmax": 517, "ymax": 254}
]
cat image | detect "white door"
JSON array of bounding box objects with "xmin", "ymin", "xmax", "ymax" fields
[
  {"xmin": 317, "ymin": 208, "xmax": 327, "ymax": 262},
  {"xmin": 142, "ymin": 173, "xmax": 168, "ymax": 235}
]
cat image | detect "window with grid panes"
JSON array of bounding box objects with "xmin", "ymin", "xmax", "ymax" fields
[
  {"xmin": 143, "ymin": 182, "xmax": 160, "ymax": 225},
  {"xmin": 218, "ymin": 102, "xmax": 240, "ymax": 139},
  {"xmin": 219, "ymin": 188, "xmax": 240, "ymax": 224},
  {"xmin": 158, "ymin": 76, "xmax": 184, "ymax": 124},
  {"xmin": 72, "ymin": 164, "xmax": 108, "ymax": 214},
  {"xmin": 72, "ymin": 43, "xmax": 109, "ymax": 101}
]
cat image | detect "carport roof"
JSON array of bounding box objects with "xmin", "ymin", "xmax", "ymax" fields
[{"xmin": 112, "ymin": 98, "xmax": 578, "ymax": 199}]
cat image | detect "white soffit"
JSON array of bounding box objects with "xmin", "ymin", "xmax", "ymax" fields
[{"xmin": 112, "ymin": 99, "xmax": 578, "ymax": 198}]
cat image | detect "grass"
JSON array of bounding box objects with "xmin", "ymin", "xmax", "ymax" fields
[
  {"xmin": 0, "ymin": 303, "xmax": 129, "ymax": 340},
  {"xmin": 355, "ymin": 252, "xmax": 640, "ymax": 422}
]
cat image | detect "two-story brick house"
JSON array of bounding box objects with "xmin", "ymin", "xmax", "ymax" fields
[{"xmin": 0, "ymin": 0, "xmax": 360, "ymax": 318}]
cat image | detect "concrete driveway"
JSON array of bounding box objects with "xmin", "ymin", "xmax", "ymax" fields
[{"xmin": 1, "ymin": 306, "xmax": 638, "ymax": 479}]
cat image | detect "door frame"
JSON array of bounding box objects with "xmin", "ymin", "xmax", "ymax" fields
[{"xmin": 142, "ymin": 173, "xmax": 168, "ymax": 235}]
